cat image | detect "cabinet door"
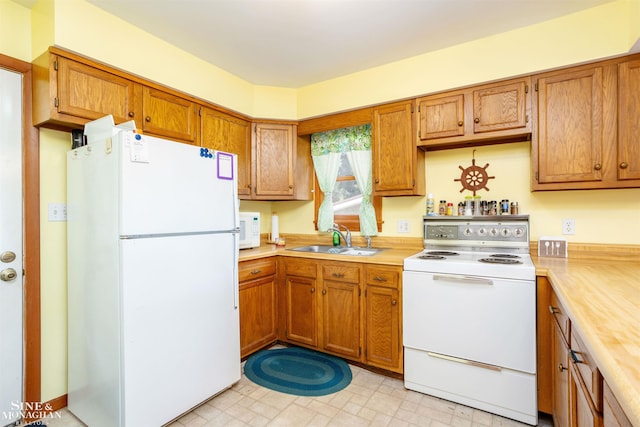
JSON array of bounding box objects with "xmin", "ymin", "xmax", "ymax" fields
[
  {"xmin": 473, "ymin": 80, "xmax": 528, "ymax": 133},
  {"xmin": 201, "ymin": 108, "xmax": 252, "ymax": 197},
  {"xmin": 552, "ymin": 323, "xmax": 570, "ymax": 427},
  {"xmin": 372, "ymin": 100, "xmax": 423, "ymax": 195},
  {"xmin": 536, "ymin": 67, "xmax": 604, "ymax": 184},
  {"xmin": 284, "ymin": 275, "xmax": 317, "ymax": 347},
  {"xmin": 239, "ymin": 275, "xmax": 277, "ymax": 358},
  {"xmin": 253, "ymin": 123, "xmax": 295, "ymax": 198},
  {"xmin": 365, "ymin": 285, "xmax": 400, "ymax": 371},
  {"xmin": 418, "ymin": 94, "xmax": 465, "ymax": 140},
  {"xmin": 56, "ymin": 57, "xmax": 138, "ymax": 124},
  {"xmin": 322, "ymin": 280, "xmax": 360, "ymax": 359},
  {"xmin": 570, "ymin": 362, "xmax": 603, "ymax": 427},
  {"xmin": 142, "ymin": 87, "xmax": 198, "ymax": 144},
  {"xmin": 617, "ymin": 59, "xmax": 640, "ymax": 181}
]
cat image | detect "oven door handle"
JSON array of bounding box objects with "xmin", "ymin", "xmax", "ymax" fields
[
  {"xmin": 433, "ymin": 274, "xmax": 494, "ymax": 286},
  {"xmin": 427, "ymin": 351, "xmax": 502, "ymax": 372}
]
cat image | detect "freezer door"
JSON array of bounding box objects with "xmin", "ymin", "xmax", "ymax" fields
[
  {"xmin": 120, "ymin": 233, "xmax": 240, "ymax": 427},
  {"xmin": 118, "ymin": 132, "xmax": 238, "ymax": 236}
]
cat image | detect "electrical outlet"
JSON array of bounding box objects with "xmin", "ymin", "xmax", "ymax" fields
[
  {"xmin": 397, "ymin": 220, "xmax": 410, "ymax": 233},
  {"xmin": 48, "ymin": 203, "xmax": 67, "ymax": 221},
  {"xmin": 562, "ymin": 218, "xmax": 575, "ymax": 235}
]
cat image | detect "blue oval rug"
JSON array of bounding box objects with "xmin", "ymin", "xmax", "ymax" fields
[{"xmin": 244, "ymin": 347, "xmax": 352, "ymax": 396}]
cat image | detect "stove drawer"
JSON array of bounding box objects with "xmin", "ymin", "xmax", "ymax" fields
[{"xmin": 403, "ymin": 270, "xmax": 536, "ymax": 373}]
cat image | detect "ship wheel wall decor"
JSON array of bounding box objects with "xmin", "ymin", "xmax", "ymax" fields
[{"xmin": 454, "ymin": 150, "xmax": 495, "ymax": 195}]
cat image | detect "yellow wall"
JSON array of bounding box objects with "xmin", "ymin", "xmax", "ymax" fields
[
  {"xmin": 0, "ymin": 0, "xmax": 31, "ymax": 61},
  {"xmin": 3, "ymin": 0, "xmax": 640, "ymax": 404}
]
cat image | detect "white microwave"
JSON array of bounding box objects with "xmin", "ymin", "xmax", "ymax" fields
[{"xmin": 239, "ymin": 212, "xmax": 261, "ymax": 249}]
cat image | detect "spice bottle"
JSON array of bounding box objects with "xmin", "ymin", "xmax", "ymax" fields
[
  {"xmin": 510, "ymin": 201, "xmax": 519, "ymax": 215},
  {"xmin": 447, "ymin": 202, "xmax": 454, "ymax": 216},
  {"xmin": 426, "ymin": 194, "xmax": 435, "ymax": 216},
  {"xmin": 439, "ymin": 200, "xmax": 447, "ymax": 216},
  {"xmin": 464, "ymin": 196, "xmax": 473, "ymax": 216},
  {"xmin": 458, "ymin": 202, "xmax": 465, "ymax": 216},
  {"xmin": 500, "ymin": 199, "xmax": 510, "ymax": 215}
]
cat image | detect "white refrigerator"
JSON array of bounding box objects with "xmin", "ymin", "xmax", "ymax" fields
[{"xmin": 67, "ymin": 129, "xmax": 241, "ymax": 427}]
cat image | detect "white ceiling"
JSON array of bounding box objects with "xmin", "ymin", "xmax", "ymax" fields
[{"xmin": 34, "ymin": 0, "xmax": 618, "ymax": 87}]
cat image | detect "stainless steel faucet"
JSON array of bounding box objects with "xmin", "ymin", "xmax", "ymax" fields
[{"xmin": 329, "ymin": 223, "xmax": 352, "ymax": 248}]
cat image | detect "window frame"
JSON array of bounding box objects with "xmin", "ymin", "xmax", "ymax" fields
[{"xmin": 313, "ymin": 173, "xmax": 382, "ymax": 233}]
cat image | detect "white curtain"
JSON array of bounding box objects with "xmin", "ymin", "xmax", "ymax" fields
[
  {"xmin": 311, "ymin": 124, "xmax": 377, "ymax": 235},
  {"xmin": 311, "ymin": 152, "xmax": 341, "ymax": 231}
]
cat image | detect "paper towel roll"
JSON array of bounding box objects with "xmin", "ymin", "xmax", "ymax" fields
[{"xmin": 271, "ymin": 214, "xmax": 279, "ymax": 241}]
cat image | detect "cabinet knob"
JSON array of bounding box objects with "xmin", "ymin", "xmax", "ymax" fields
[
  {"xmin": 373, "ymin": 276, "xmax": 387, "ymax": 282},
  {"xmin": 620, "ymin": 162, "xmax": 629, "ymax": 169},
  {"xmin": 558, "ymin": 363, "xmax": 567, "ymax": 372},
  {"xmin": 374, "ymin": 178, "xmax": 379, "ymax": 183},
  {"xmin": 145, "ymin": 116, "xmax": 151, "ymax": 122},
  {"xmin": 289, "ymin": 184, "xmax": 293, "ymax": 189},
  {"xmin": 250, "ymin": 270, "xmax": 262, "ymax": 275},
  {"xmin": 457, "ymin": 121, "xmax": 463, "ymax": 127},
  {"xmin": 391, "ymin": 299, "xmax": 397, "ymax": 305},
  {"xmin": 310, "ymin": 287, "xmax": 315, "ymax": 293},
  {"xmin": 474, "ymin": 118, "xmax": 480, "ymax": 124},
  {"xmin": 322, "ymin": 289, "xmax": 326, "ymax": 295},
  {"xmin": 332, "ymin": 273, "xmax": 345, "ymax": 278},
  {"xmin": 594, "ymin": 163, "xmax": 602, "ymax": 171},
  {"xmin": 548, "ymin": 305, "xmax": 559, "ymax": 315},
  {"xmin": 128, "ymin": 112, "xmax": 134, "ymax": 118}
]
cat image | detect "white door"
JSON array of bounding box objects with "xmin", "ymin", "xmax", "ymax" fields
[{"xmin": 0, "ymin": 68, "xmax": 24, "ymax": 425}]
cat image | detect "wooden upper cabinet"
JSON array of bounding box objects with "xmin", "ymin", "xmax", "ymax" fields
[
  {"xmin": 252, "ymin": 123, "xmax": 296, "ymax": 199},
  {"xmin": 535, "ymin": 67, "xmax": 604, "ymax": 185},
  {"xmin": 418, "ymin": 94, "xmax": 465, "ymax": 139},
  {"xmin": 200, "ymin": 108, "xmax": 252, "ymax": 197},
  {"xmin": 33, "ymin": 52, "xmax": 140, "ymax": 128},
  {"xmin": 417, "ymin": 77, "xmax": 531, "ymax": 148},
  {"xmin": 472, "ymin": 80, "xmax": 528, "ymax": 133},
  {"xmin": 532, "ymin": 55, "xmax": 640, "ymax": 190},
  {"xmin": 372, "ymin": 100, "xmax": 425, "ymax": 196},
  {"xmin": 617, "ymin": 59, "xmax": 640, "ymax": 181},
  {"xmin": 141, "ymin": 87, "xmax": 198, "ymax": 144}
]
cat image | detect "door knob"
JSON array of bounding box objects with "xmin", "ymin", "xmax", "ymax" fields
[
  {"xmin": 1, "ymin": 251, "xmax": 16, "ymax": 263},
  {"xmin": 1, "ymin": 268, "xmax": 17, "ymax": 282}
]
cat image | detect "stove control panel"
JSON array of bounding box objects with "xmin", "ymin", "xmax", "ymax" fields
[{"xmin": 423, "ymin": 217, "xmax": 530, "ymax": 247}]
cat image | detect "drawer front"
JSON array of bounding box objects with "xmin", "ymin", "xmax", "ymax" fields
[
  {"xmin": 550, "ymin": 291, "xmax": 570, "ymax": 343},
  {"xmin": 284, "ymin": 258, "xmax": 317, "ymax": 278},
  {"xmin": 322, "ymin": 263, "xmax": 360, "ymax": 283},
  {"xmin": 365, "ymin": 266, "xmax": 400, "ymax": 288},
  {"xmin": 571, "ymin": 328, "xmax": 603, "ymax": 411},
  {"xmin": 239, "ymin": 258, "xmax": 276, "ymax": 283}
]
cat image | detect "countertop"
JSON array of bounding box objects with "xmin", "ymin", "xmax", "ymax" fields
[
  {"xmin": 534, "ymin": 255, "xmax": 640, "ymax": 426},
  {"xmin": 239, "ymin": 241, "xmax": 639, "ymax": 424}
]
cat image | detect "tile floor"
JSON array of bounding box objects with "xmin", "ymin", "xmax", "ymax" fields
[{"xmin": 42, "ymin": 354, "xmax": 554, "ymax": 427}]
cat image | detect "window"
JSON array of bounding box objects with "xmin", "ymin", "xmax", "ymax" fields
[{"xmin": 311, "ymin": 125, "xmax": 381, "ymax": 234}]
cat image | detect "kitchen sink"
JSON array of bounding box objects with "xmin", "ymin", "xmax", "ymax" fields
[{"xmin": 288, "ymin": 245, "xmax": 385, "ymax": 256}]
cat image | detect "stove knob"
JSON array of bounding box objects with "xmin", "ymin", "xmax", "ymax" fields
[
  {"xmin": 489, "ymin": 228, "xmax": 499, "ymax": 237},
  {"xmin": 500, "ymin": 228, "xmax": 511, "ymax": 237},
  {"xmin": 477, "ymin": 227, "xmax": 487, "ymax": 236},
  {"xmin": 463, "ymin": 227, "xmax": 473, "ymax": 236},
  {"xmin": 513, "ymin": 227, "xmax": 524, "ymax": 238}
]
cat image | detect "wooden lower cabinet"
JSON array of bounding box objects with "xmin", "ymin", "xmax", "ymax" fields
[
  {"xmin": 570, "ymin": 362, "xmax": 603, "ymax": 427},
  {"xmin": 364, "ymin": 265, "xmax": 402, "ymax": 373},
  {"xmin": 279, "ymin": 258, "xmax": 403, "ymax": 372},
  {"xmin": 553, "ymin": 321, "xmax": 571, "ymax": 427},
  {"xmin": 543, "ymin": 283, "xmax": 631, "ymax": 427},
  {"xmin": 239, "ymin": 258, "xmax": 277, "ymax": 358},
  {"xmin": 321, "ymin": 263, "xmax": 362, "ymax": 358},
  {"xmin": 282, "ymin": 258, "xmax": 319, "ymax": 347}
]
